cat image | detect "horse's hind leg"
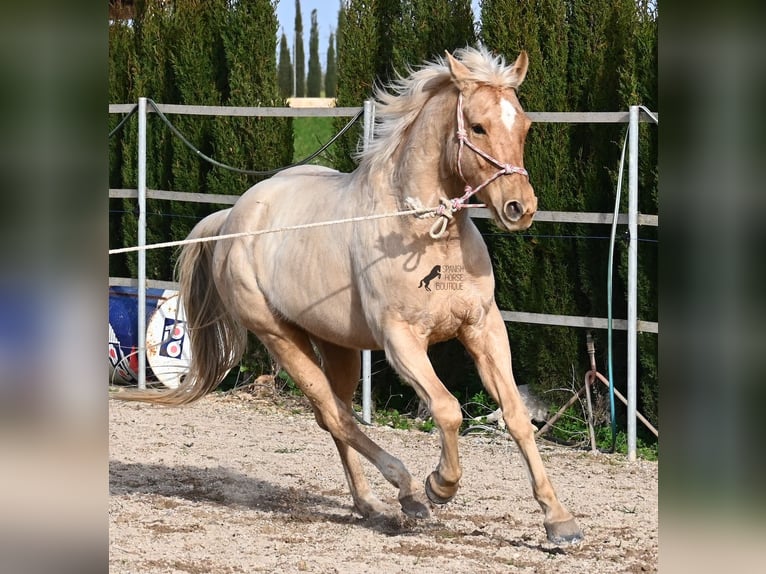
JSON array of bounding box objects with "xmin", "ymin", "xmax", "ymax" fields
[
  {"xmin": 312, "ymin": 340, "xmax": 388, "ymax": 517},
  {"xmin": 459, "ymin": 305, "xmax": 583, "ymax": 544},
  {"xmin": 253, "ymin": 324, "xmax": 430, "ymax": 519}
]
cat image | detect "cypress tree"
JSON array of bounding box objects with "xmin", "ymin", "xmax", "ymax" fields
[
  {"xmin": 111, "ymin": 0, "xmax": 292, "ymax": 282},
  {"xmin": 409, "ymin": 0, "xmax": 476, "ymax": 64},
  {"xmin": 615, "ymin": 0, "xmax": 658, "ymax": 429},
  {"xmin": 108, "ymin": 0, "xmax": 289, "ymax": 373},
  {"xmin": 566, "ymin": 0, "xmax": 635, "ymax": 427},
  {"xmin": 402, "ymin": 0, "xmax": 477, "ymax": 397},
  {"xmin": 329, "ymin": 0, "xmax": 480, "ymax": 400},
  {"xmin": 375, "ymin": 0, "xmax": 408, "ymax": 82},
  {"xmin": 486, "ymin": 0, "xmax": 574, "ymax": 400},
  {"xmin": 307, "ymin": 9, "xmax": 322, "ymax": 96},
  {"xmin": 209, "ymin": 0, "xmax": 292, "ymax": 199},
  {"xmin": 480, "ymin": 0, "xmax": 658, "ymax": 437},
  {"xmin": 211, "ymin": 0, "xmax": 293, "ymax": 376},
  {"xmin": 108, "ymin": 17, "xmax": 135, "ymax": 279},
  {"xmin": 333, "ymin": 0, "xmax": 476, "ymax": 172},
  {"xmin": 294, "ymin": 0, "xmax": 306, "ymax": 97},
  {"xmin": 120, "ymin": 0, "xmax": 176, "ymax": 281},
  {"xmin": 278, "ymin": 32, "xmax": 294, "ymax": 98},
  {"xmin": 332, "ymin": 0, "xmax": 379, "ymax": 172},
  {"xmin": 376, "ymin": 0, "xmax": 476, "ymax": 83},
  {"xmin": 325, "ymin": 32, "xmax": 338, "ymax": 98},
  {"xmin": 164, "ymin": 0, "xmax": 227, "ymax": 281},
  {"xmin": 481, "ymin": 0, "xmax": 582, "ymax": 401}
]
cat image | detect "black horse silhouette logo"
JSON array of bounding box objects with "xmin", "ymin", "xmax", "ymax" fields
[{"xmin": 418, "ymin": 265, "xmax": 442, "ymax": 292}]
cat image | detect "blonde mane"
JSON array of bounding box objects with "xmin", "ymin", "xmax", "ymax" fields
[{"xmin": 357, "ymin": 45, "xmax": 523, "ymax": 170}]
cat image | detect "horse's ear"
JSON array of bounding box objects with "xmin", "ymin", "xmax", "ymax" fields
[
  {"xmin": 510, "ymin": 51, "xmax": 529, "ymax": 87},
  {"xmin": 446, "ymin": 50, "xmax": 472, "ymax": 92}
]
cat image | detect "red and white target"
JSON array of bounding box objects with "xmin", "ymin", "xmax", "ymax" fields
[{"xmin": 146, "ymin": 292, "xmax": 192, "ymax": 389}]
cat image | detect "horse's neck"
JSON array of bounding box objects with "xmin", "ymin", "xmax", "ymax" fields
[
  {"xmin": 356, "ymin": 89, "xmax": 478, "ymax": 247},
  {"xmin": 391, "ymin": 90, "xmax": 463, "ymax": 210}
]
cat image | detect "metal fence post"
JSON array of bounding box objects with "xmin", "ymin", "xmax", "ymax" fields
[
  {"xmin": 137, "ymin": 97, "xmax": 148, "ymax": 390},
  {"xmin": 627, "ymin": 106, "xmax": 639, "ymax": 461},
  {"xmin": 361, "ymin": 99, "xmax": 375, "ymax": 423}
]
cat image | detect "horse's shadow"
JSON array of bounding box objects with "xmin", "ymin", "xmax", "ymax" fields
[
  {"xmin": 110, "ymin": 460, "xmax": 578, "ymax": 552},
  {"xmin": 109, "ymin": 459, "xmax": 420, "ymax": 536}
]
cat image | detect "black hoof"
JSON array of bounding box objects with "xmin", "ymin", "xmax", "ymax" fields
[
  {"xmin": 424, "ymin": 473, "xmax": 456, "ymax": 505},
  {"xmin": 399, "ymin": 494, "xmax": 430, "ymax": 519},
  {"xmin": 544, "ymin": 519, "xmax": 584, "ymax": 545}
]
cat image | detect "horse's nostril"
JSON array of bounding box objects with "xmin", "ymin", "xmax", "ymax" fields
[{"xmin": 504, "ymin": 200, "xmax": 524, "ymax": 222}]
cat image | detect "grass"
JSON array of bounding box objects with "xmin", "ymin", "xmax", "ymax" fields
[
  {"xmin": 546, "ymin": 406, "xmax": 659, "ymax": 460},
  {"xmin": 373, "ymin": 388, "xmax": 660, "ymax": 461},
  {"xmin": 228, "ymin": 365, "xmax": 658, "ymax": 460},
  {"xmin": 292, "ymin": 116, "xmax": 337, "ymax": 167},
  {"xmin": 371, "ymin": 408, "xmax": 437, "ymax": 433}
]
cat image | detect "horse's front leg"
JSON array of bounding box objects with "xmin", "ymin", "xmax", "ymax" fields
[
  {"xmin": 384, "ymin": 324, "xmax": 464, "ymax": 505},
  {"xmin": 459, "ymin": 305, "xmax": 583, "ymax": 544}
]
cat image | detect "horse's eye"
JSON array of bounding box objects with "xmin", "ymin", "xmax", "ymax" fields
[{"xmin": 471, "ymin": 124, "xmax": 486, "ymax": 135}]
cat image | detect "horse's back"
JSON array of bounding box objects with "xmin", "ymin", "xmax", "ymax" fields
[
  {"xmin": 229, "ymin": 166, "xmax": 353, "ymax": 228},
  {"xmin": 272, "ymin": 164, "xmax": 340, "ymax": 178},
  {"xmin": 213, "ymin": 166, "xmax": 378, "ymax": 347}
]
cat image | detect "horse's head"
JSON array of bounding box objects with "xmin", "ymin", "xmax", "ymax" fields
[{"xmin": 446, "ymin": 50, "xmax": 537, "ymax": 232}]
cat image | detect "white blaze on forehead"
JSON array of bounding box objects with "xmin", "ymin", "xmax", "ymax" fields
[{"xmin": 500, "ymin": 98, "xmax": 517, "ymax": 132}]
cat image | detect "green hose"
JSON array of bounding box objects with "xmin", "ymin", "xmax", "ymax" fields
[{"xmin": 607, "ymin": 128, "xmax": 629, "ymax": 451}]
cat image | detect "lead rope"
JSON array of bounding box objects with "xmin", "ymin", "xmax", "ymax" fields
[{"xmin": 405, "ymin": 196, "xmax": 466, "ymax": 239}]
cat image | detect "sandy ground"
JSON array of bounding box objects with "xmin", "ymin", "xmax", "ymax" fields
[{"xmin": 109, "ymin": 391, "xmax": 657, "ymax": 573}]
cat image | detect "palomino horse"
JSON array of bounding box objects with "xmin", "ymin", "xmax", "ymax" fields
[{"xmin": 118, "ymin": 46, "xmax": 582, "ymax": 544}]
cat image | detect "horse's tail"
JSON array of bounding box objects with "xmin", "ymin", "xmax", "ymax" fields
[{"xmin": 114, "ymin": 209, "xmax": 247, "ymax": 406}]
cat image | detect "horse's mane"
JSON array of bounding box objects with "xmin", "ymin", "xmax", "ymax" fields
[{"xmin": 357, "ymin": 45, "xmax": 521, "ymax": 170}]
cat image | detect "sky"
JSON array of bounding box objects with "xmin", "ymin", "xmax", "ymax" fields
[
  {"xmin": 275, "ymin": 0, "xmax": 481, "ymax": 70},
  {"xmin": 275, "ymin": 0, "xmax": 342, "ymax": 62}
]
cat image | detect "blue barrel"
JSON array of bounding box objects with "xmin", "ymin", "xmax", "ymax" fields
[{"xmin": 108, "ymin": 286, "xmax": 168, "ymax": 385}]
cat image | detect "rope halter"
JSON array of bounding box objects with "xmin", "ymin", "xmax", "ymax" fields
[
  {"xmin": 412, "ymin": 92, "xmax": 530, "ymax": 239},
  {"xmin": 454, "ymin": 92, "xmax": 529, "ymax": 206}
]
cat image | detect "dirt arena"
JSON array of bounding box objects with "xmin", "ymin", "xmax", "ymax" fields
[{"xmin": 109, "ymin": 391, "xmax": 657, "ymax": 573}]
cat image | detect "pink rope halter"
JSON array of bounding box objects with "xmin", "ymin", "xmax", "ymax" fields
[
  {"xmin": 441, "ymin": 92, "xmax": 529, "ymax": 215},
  {"xmin": 409, "ymin": 92, "xmax": 531, "ymax": 238}
]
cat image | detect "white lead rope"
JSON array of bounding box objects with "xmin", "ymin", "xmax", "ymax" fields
[
  {"xmin": 110, "ymin": 204, "xmax": 448, "ymax": 255},
  {"xmin": 109, "ymin": 197, "xmax": 493, "ymax": 255}
]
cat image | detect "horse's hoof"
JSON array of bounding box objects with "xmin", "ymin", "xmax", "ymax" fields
[
  {"xmin": 354, "ymin": 499, "xmax": 389, "ymax": 519},
  {"xmin": 544, "ymin": 518, "xmax": 584, "ymax": 545},
  {"xmin": 399, "ymin": 494, "xmax": 431, "ymax": 519},
  {"xmin": 424, "ymin": 472, "xmax": 456, "ymax": 505}
]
